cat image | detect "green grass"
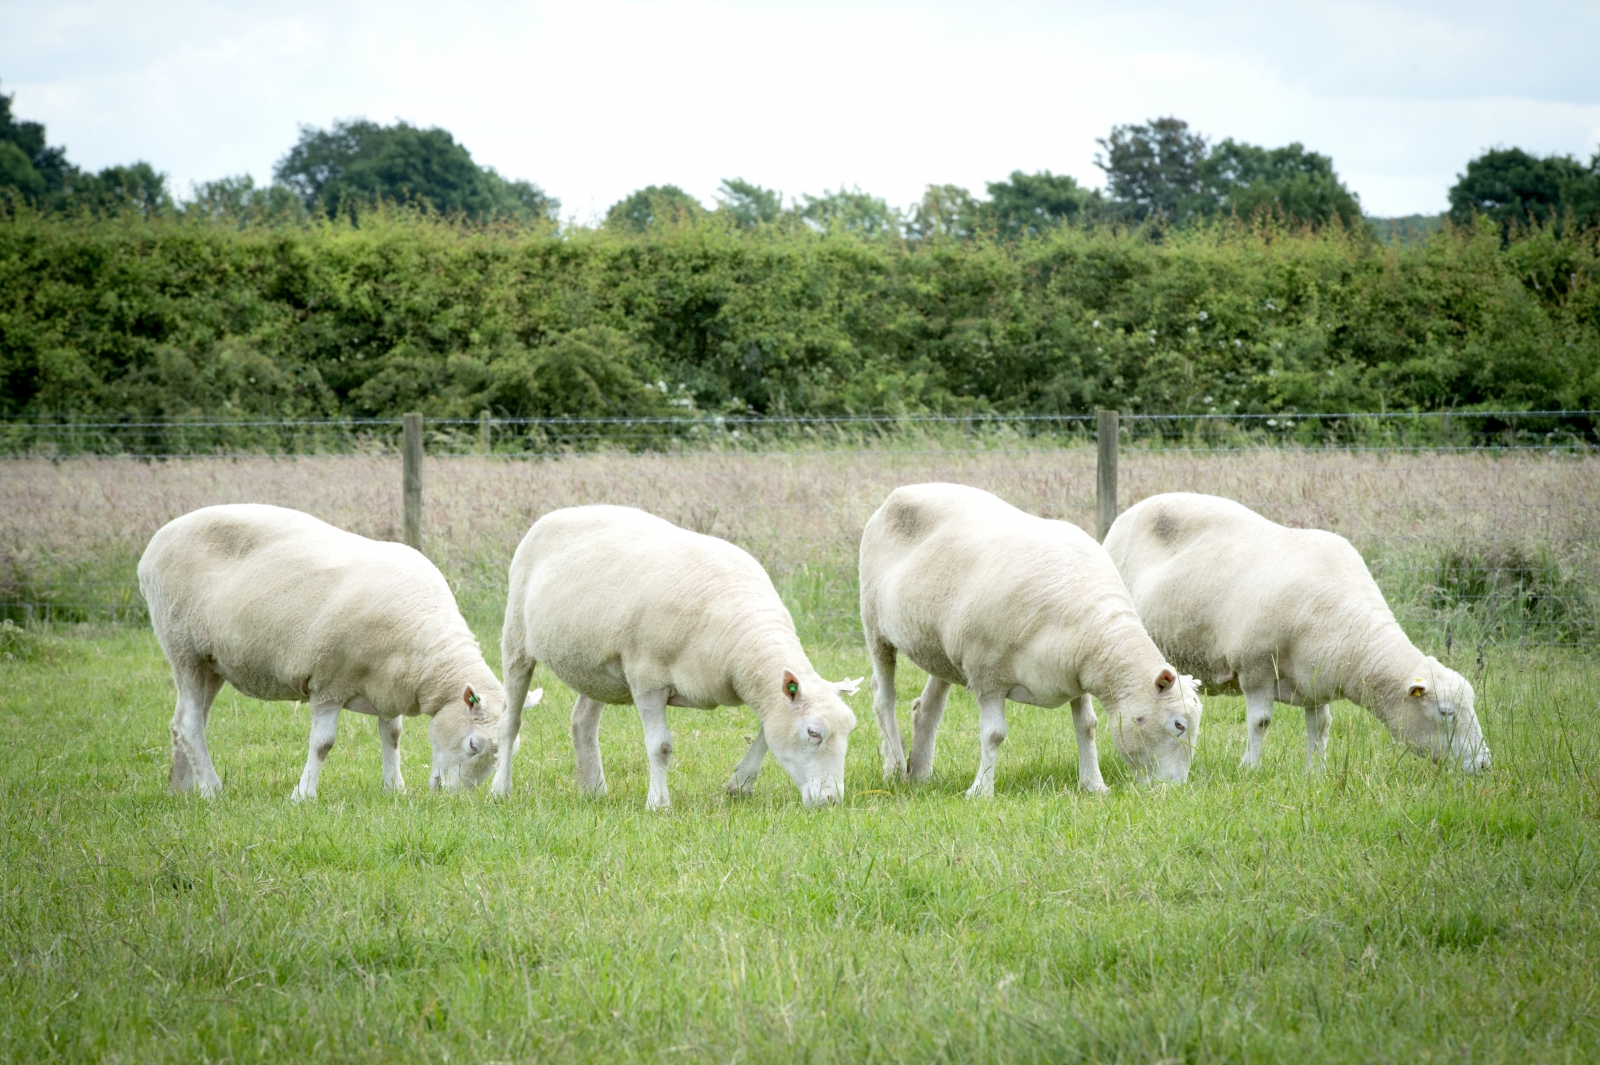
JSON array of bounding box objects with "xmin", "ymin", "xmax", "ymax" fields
[{"xmin": 3, "ymin": 626, "xmax": 1598, "ymax": 1063}]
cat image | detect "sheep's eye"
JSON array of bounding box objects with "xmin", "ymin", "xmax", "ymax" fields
[{"xmin": 1173, "ymin": 720, "xmax": 1187, "ymax": 734}]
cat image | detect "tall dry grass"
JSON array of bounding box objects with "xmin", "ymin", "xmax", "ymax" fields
[{"xmin": 3, "ymin": 445, "xmax": 1596, "ymax": 643}]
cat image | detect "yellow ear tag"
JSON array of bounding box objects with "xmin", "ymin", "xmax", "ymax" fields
[{"xmin": 1408, "ymin": 684, "xmax": 1425, "ymax": 698}]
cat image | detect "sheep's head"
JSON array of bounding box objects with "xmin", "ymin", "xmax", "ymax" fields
[
  {"xmin": 763, "ymin": 668, "xmax": 858, "ymax": 806},
  {"xmin": 429, "ymin": 682, "xmax": 504, "ymax": 790},
  {"xmin": 1109, "ymin": 668, "xmax": 1202, "ymax": 785},
  {"xmin": 1390, "ymin": 659, "xmax": 1490, "ymax": 773}
]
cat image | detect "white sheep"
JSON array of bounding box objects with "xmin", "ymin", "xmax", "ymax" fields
[
  {"xmin": 859, "ymin": 483, "xmax": 1202, "ymax": 796},
  {"xmin": 1103, "ymin": 492, "xmax": 1491, "ymax": 772},
  {"xmin": 496, "ymin": 505, "xmax": 859, "ymax": 808},
  {"xmin": 138, "ymin": 503, "xmax": 516, "ymax": 799}
]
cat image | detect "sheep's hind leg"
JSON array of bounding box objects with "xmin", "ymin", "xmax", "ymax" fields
[
  {"xmin": 635, "ymin": 689, "xmax": 674, "ymax": 810},
  {"xmin": 868, "ymin": 639, "xmax": 907, "ymax": 780},
  {"xmin": 907, "ymin": 675, "xmax": 952, "ymax": 782},
  {"xmin": 378, "ymin": 716, "xmax": 404, "ymax": 792},
  {"xmin": 1240, "ymin": 684, "xmax": 1275, "ymax": 769},
  {"xmin": 726, "ymin": 727, "xmax": 767, "ymax": 796},
  {"xmin": 1305, "ymin": 703, "xmax": 1332, "ymax": 770},
  {"xmin": 169, "ymin": 660, "xmax": 225, "ymax": 797},
  {"xmin": 965, "ymin": 691, "xmax": 1009, "ymax": 799},
  {"xmin": 1071, "ymin": 695, "xmax": 1109, "ymax": 794},
  {"xmin": 571, "ymin": 695, "xmax": 607, "ymax": 797},
  {"xmin": 291, "ymin": 701, "xmax": 341, "ymax": 802}
]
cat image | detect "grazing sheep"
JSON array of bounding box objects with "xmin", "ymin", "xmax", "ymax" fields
[
  {"xmin": 497, "ymin": 505, "xmax": 859, "ymax": 808},
  {"xmin": 859, "ymin": 483, "xmax": 1202, "ymax": 796},
  {"xmin": 138, "ymin": 504, "xmax": 512, "ymax": 799},
  {"xmin": 1103, "ymin": 492, "xmax": 1490, "ymax": 773}
]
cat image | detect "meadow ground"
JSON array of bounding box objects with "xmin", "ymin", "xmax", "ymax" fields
[
  {"xmin": 3, "ymin": 631, "xmax": 1598, "ymax": 1063},
  {"xmin": 2, "ymin": 446, "xmax": 1598, "ymax": 1062}
]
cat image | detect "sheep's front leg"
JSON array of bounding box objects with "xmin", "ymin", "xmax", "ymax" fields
[
  {"xmin": 1305, "ymin": 703, "xmax": 1332, "ymax": 769},
  {"xmin": 291, "ymin": 702, "xmax": 341, "ymax": 801},
  {"xmin": 869, "ymin": 640, "xmax": 907, "ymax": 780},
  {"xmin": 907, "ymin": 675, "xmax": 952, "ymax": 782},
  {"xmin": 493, "ymin": 654, "xmax": 534, "ymax": 798},
  {"xmin": 726, "ymin": 726, "xmax": 767, "ymax": 796},
  {"xmin": 378, "ymin": 716, "xmax": 404, "ymax": 792},
  {"xmin": 635, "ymin": 689, "xmax": 674, "ymax": 810},
  {"xmin": 965, "ymin": 691, "xmax": 1009, "ymax": 799},
  {"xmin": 169, "ymin": 660, "xmax": 225, "ymax": 797},
  {"xmin": 571, "ymin": 695, "xmax": 607, "ymax": 797},
  {"xmin": 1071, "ymin": 695, "xmax": 1109, "ymax": 794},
  {"xmin": 1240, "ymin": 683, "xmax": 1276, "ymax": 769}
]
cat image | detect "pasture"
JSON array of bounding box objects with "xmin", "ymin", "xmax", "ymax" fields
[{"xmin": 2, "ymin": 444, "xmax": 1598, "ymax": 1062}]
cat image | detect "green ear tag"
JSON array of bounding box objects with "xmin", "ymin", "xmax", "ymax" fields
[{"xmin": 786, "ymin": 682, "xmax": 798, "ymax": 695}]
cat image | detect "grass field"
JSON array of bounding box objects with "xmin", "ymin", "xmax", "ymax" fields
[
  {"xmin": 3, "ymin": 628, "xmax": 1598, "ymax": 1063},
  {"xmin": 2, "ymin": 446, "xmax": 1599, "ymax": 1062}
]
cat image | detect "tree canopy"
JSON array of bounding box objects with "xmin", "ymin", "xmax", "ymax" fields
[
  {"xmin": 604, "ymin": 185, "xmax": 703, "ymax": 232},
  {"xmin": 1448, "ymin": 147, "xmax": 1600, "ymax": 235},
  {"xmin": 274, "ymin": 119, "xmax": 558, "ymax": 222},
  {"xmin": 983, "ymin": 171, "xmax": 1102, "ymax": 236},
  {"xmin": 716, "ymin": 178, "xmax": 783, "ymax": 228},
  {"xmin": 1095, "ymin": 117, "xmax": 1362, "ymax": 227},
  {"xmin": 797, "ymin": 187, "xmax": 902, "ymax": 235},
  {"xmin": 1, "ymin": 81, "xmax": 170, "ymax": 213}
]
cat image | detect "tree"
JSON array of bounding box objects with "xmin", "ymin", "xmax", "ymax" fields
[
  {"xmin": 1448, "ymin": 147, "xmax": 1600, "ymax": 234},
  {"xmin": 716, "ymin": 178, "xmax": 783, "ymax": 228},
  {"xmin": 0, "ymin": 82, "xmax": 57, "ymax": 200},
  {"xmin": 1, "ymin": 81, "xmax": 168, "ymax": 213},
  {"xmin": 1098, "ymin": 116, "xmax": 1363, "ymax": 228},
  {"xmin": 604, "ymin": 185, "xmax": 703, "ymax": 232},
  {"xmin": 184, "ymin": 175, "xmax": 306, "ymax": 226},
  {"xmin": 982, "ymin": 170, "xmax": 1102, "ymax": 236},
  {"xmin": 273, "ymin": 119, "xmax": 558, "ymax": 222},
  {"xmin": 1202, "ymin": 140, "xmax": 1362, "ymax": 226},
  {"xmin": 908, "ymin": 184, "xmax": 980, "ymax": 239},
  {"xmin": 1096, "ymin": 117, "xmax": 1210, "ymax": 223},
  {"xmin": 797, "ymin": 187, "xmax": 901, "ymax": 236}
]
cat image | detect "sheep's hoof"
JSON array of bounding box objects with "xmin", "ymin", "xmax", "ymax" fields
[{"xmin": 1078, "ymin": 781, "xmax": 1110, "ymax": 796}]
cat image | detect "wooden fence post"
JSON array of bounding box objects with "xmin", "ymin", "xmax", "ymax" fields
[
  {"xmin": 480, "ymin": 409, "xmax": 492, "ymax": 455},
  {"xmin": 403, "ymin": 412, "xmax": 423, "ymax": 552},
  {"xmin": 1096, "ymin": 409, "xmax": 1119, "ymax": 542}
]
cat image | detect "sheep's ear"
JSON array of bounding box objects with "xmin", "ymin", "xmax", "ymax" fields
[
  {"xmin": 524, "ymin": 687, "xmax": 544, "ymax": 709},
  {"xmin": 1409, "ymin": 678, "xmax": 1427, "ymax": 698},
  {"xmin": 463, "ymin": 684, "xmax": 481, "ymax": 709},
  {"xmin": 834, "ymin": 676, "xmax": 864, "ymax": 697},
  {"xmin": 1155, "ymin": 668, "xmax": 1176, "ymax": 692},
  {"xmin": 783, "ymin": 669, "xmax": 801, "ymax": 703}
]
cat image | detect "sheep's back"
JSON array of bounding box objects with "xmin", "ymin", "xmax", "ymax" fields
[{"xmin": 139, "ymin": 504, "xmax": 456, "ymax": 702}]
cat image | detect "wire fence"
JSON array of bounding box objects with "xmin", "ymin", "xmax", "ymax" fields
[
  {"xmin": 2, "ymin": 411, "xmax": 1597, "ymax": 651},
  {"xmin": 4, "ymin": 409, "xmax": 1598, "ymax": 459}
]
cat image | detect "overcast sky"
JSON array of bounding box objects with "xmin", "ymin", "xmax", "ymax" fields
[{"xmin": 3, "ymin": 0, "xmax": 1598, "ymax": 221}]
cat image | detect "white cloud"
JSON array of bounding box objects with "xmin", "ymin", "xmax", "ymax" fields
[{"xmin": 1, "ymin": 0, "xmax": 1596, "ymax": 217}]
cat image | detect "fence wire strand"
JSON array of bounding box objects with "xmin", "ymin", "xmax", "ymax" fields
[{"xmin": 3, "ymin": 411, "xmax": 1597, "ymax": 648}]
